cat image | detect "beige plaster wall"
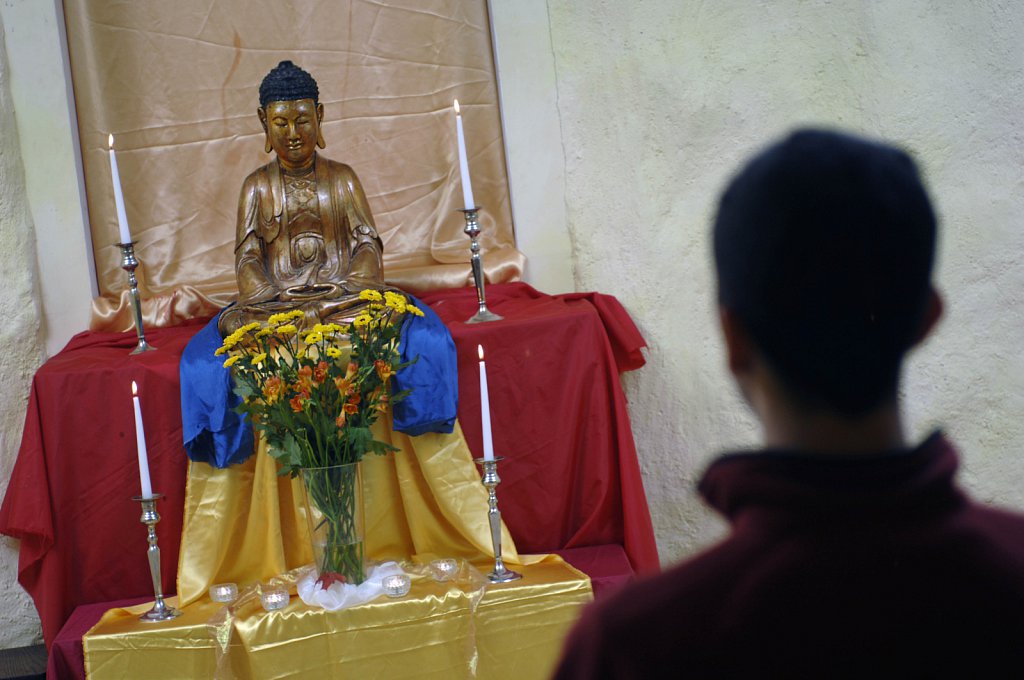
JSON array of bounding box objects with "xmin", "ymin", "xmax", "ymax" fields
[
  {"xmin": 489, "ymin": 0, "xmax": 574, "ymax": 294},
  {"xmin": 2, "ymin": 0, "xmax": 94, "ymax": 359},
  {"xmin": 0, "ymin": 14, "xmax": 47, "ymax": 649},
  {"xmin": 527, "ymin": 1, "xmax": 1024, "ymax": 562}
]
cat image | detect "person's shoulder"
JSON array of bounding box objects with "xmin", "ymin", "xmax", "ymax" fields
[
  {"xmin": 553, "ymin": 559, "xmax": 728, "ymax": 679},
  {"xmin": 954, "ymin": 498, "xmax": 1024, "ymax": 577},
  {"xmin": 577, "ymin": 557, "xmax": 737, "ymax": 639},
  {"xmin": 593, "ymin": 552, "xmax": 732, "ymax": 631}
]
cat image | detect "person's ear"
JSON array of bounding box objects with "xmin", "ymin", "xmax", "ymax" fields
[
  {"xmin": 912, "ymin": 287, "xmax": 943, "ymax": 347},
  {"xmin": 258, "ymin": 108, "xmax": 271, "ymax": 153},
  {"xmin": 316, "ymin": 103, "xmax": 326, "ymax": 149},
  {"xmin": 720, "ymin": 307, "xmax": 756, "ymax": 378}
]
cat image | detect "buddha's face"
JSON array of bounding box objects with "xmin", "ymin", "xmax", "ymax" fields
[{"xmin": 259, "ymin": 98, "xmax": 323, "ymax": 170}]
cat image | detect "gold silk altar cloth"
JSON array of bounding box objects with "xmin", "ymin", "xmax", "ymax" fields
[
  {"xmin": 83, "ymin": 559, "xmax": 590, "ymax": 679},
  {"xmin": 176, "ymin": 413, "xmax": 543, "ymax": 604}
]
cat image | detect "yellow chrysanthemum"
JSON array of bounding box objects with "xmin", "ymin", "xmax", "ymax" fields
[
  {"xmin": 406, "ymin": 304, "xmax": 425, "ymax": 317},
  {"xmin": 326, "ymin": 346, "xmax": 343, "ymax": 359},
  {"xmin": 359, "ymin": 289, "xmax": 384, "ymax": 302},
  {"xmin": 287, "ymin": 309, "xmax": 304, "ymax": 319},
  {"xmin": 277, "ymin": 324, "xmax": 297, "ymax": 336},
  {"xmin": 224, "ymin": 328, "xmax": 248, "ymax": 348},
  {"xmin": 252, "ymin": 352, "xmax": 267, "ymax": 367},
  {"xmin": 255, "ymin": 328, "xmax": 272, "ymax": 338},
  {"xmin": 304, "ymin": 331, "xmax": 324, "ymax": 344},
  {"xmin": 223, "ymin": 355, "xmax": 241, "ymax": 368},
  {"xmin": 240, "ymin": 322, "xmax": 261, "ymax": 333},
  {"xmin": 384, "ymin": 291, "xmax": 407, "ymax": 313},
  {"xmin": 267, "ymin": 313, "xmax": 289, "ymax": 325},
  {"xmin": 352, "ymin": 313, "xmax": 373, "ymax": 328},
  {"xmin": 214, "ymin": 345, "xmax": 228, "ymax": 356}
]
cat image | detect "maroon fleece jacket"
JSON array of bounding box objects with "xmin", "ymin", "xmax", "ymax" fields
[{"xmin": 553, "ymin": 433, "xmax": 1024, "ymax": 679}]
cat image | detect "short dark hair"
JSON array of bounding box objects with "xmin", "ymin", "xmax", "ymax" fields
[
  {"xmin": 713, "ymin": 128, "xmax": 937, "ymax": 415},
  {"xmin": 259, "ymin": 60, "xmax": 319, "ymax": 108}
]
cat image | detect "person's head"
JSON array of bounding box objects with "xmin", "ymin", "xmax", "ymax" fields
[
  {"xmin": 257, "ymin": 60, "xmax": 325, "ymax": 169},
  {"xmin": 713, "ymin": 128, "xmax": 940, "ymax": 418}
]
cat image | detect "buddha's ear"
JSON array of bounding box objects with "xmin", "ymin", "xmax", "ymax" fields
[
  {"xmin": 316, "ymin": 103, "xmax": 326, "ymax": 149},
  {"xmin": 258, "ymin": 107, "xmax": 272, "ymax": 153}
]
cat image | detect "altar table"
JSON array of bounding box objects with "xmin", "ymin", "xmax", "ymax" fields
[
  {"xmin": 0, "ymin": 282, "xmax": 656, "ymax": 649},
  {"xmin": 82, "ymin": 558, "xmax": 590, "ymax": 680}
]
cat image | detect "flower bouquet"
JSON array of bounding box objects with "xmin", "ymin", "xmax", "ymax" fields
[{"xmin": 216, "ymin": 290, "xmax": 423, "ymax": 586}]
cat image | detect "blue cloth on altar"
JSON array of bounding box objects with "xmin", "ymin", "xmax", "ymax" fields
[
  {"xmin": 180, "ymin": 311, "xmax": 254, "ymax": 467},
  {"xmin": 391, "ymin": 298, "xmax": 459, "ymax": 437},
  {"xmin": 181, "ymin": 297, "xmax": 458, "ymax": 468}
]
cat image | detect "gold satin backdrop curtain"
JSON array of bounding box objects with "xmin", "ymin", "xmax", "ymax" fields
[{"xmin": 63, "ymin": 0, "xmax": 523, "ymax": 331}]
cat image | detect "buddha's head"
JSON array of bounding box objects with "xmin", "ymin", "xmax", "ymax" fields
[{"xmin": 257, "ymin": 60, "xmax": 326, "ymax": 170}]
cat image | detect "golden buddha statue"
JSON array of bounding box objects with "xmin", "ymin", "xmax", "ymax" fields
[{"xmin": 219, "ymin": 61, "xmax": 386, "ymax": 336}]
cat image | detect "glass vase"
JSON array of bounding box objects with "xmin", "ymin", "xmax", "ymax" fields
[{"xmin": 300, "ymin": 462, "xmax": 366, "ymax": 586}]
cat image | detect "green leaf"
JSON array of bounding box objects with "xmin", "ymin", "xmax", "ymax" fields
[{"xmin": 233, "ymin": 380, "xmax": 258, "ymax": 399}]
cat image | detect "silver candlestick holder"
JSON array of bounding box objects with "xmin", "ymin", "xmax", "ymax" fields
[
  {"xmin": 117, "ymin": 241, "xmax": 156, "ymax": 354},
  {"xmin": 474, "ymin": 456, "xmax": 522, "ymax": 583},
  {"xmin": 132, "ymin": 493, "xmax": 181, "ymax": 621},
  {"xmin": 461, "ymin": 208, "xmax": 503, "ymax": 324}
]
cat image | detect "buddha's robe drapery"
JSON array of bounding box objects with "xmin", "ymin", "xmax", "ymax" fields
[{"xmin": 220, "ymin": 156, "xmax": 385, "ymax": 334}]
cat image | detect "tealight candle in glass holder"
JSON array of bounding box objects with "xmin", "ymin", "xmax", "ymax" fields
[
  {"xmin": 209, "ymin": 582, "xmax": 238, "ymax": 603},
  {"xmin": 382, "ymin": 573, "xmax": 411, "ymax": 598},
  {"xmin": 430, "ymin": 558, "xmax": 458, "ymax": 582},
  {"xmin": 260, "ymin": 586, "xmax": 289, "ymax": 612}
]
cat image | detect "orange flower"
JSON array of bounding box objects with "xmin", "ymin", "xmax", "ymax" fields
[
  {"xmin": 343, "ymin": 402, "xmax": 359, "ymax": 415},
  {"xmin": 334, "ymin": 376, "xmax": 355, "ymax": 396},
  {"xmin": 335, "ymin": 362, "xmax": 359, "ymax": 395},
  {"xmin": 296, "ymin": 365, "xmax": 314, "ymax": 392},
  {"xmin": 262, "ymin": 376, "xmax": 284, "ymax": 404},
  {"xmin": 335, "ymin": 412, "xmax": 346, "ymax": 428},
  {"xmin": 290, "ymin": 394, "xmax": 305, "ymax": 413},
  {"xmin": 374, "ymin": 359, "xmax": 393, "ymax": 382},
  {"xmin": 313, "ymin": 361, "xmax": 329, "ymax": 385},
  {"xmin": 347, "ymin": 392, "xmax": 361, "ymax": 406},
  {"xmin": 374, "ymin": 389, "xmax": 389, "ymax": 413}
]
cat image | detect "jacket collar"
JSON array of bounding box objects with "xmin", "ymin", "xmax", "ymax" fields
[{"xmin": 698, "ymin": 431, "xmax": 962, "ymax": 520}]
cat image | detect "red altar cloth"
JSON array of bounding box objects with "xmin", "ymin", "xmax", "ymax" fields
[
  {"xmin": 0, "ymin": 324, "xmax": 200, "ymax": 647},
  {"xmin": 419, "ymin": 284, "xmax": 658, "ymax": 572},
  {"xmin": 1, "ymin": 283, "xmax": 656, "ymax": 648}
]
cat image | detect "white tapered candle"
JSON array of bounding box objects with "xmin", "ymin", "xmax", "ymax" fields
[
  {"xmin": 477, "ymin": 345, "xmax": 494, "ymax": 460},
  {"xmin": 108, "ymin": 134, "xmax": 132, "ymax": 244},
  {"xmin": 131, "ymin": 381, "xmax": 153, "ymax": 498},
  {"xmin": 453, "ymin": 100, "xmax": 476, "ymax": 210}
]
